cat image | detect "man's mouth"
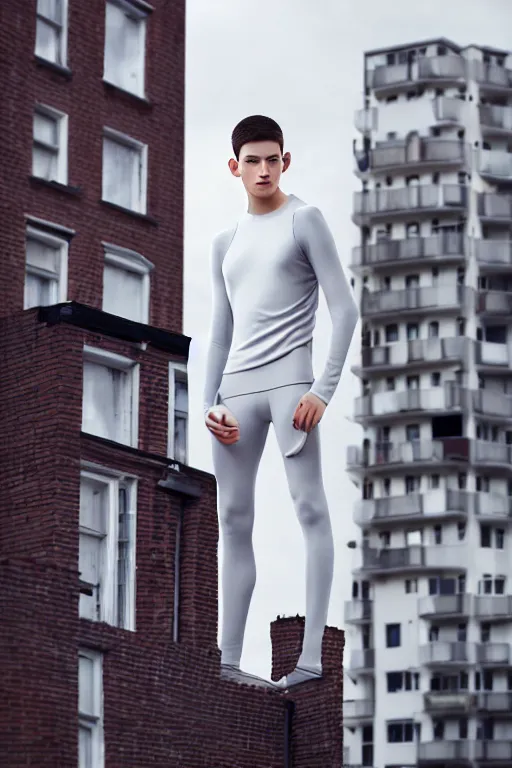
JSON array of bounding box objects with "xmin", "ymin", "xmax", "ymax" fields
[{"xmin": 257, "ymin": 182, "xmax": 270, "ymax": 185}]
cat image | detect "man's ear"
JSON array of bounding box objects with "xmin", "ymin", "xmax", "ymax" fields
[
  {"xmin": 228, "ymin": 158, "xmax": 241, "ymax": 177},
  {"xmin": 282, "ymin": 151, "xmax": 291, "ymax": 172}
]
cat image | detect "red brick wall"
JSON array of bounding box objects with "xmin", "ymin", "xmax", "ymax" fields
[{"xmin": 0, "ymin": 0, "xmax": 185, "ymax": 333}]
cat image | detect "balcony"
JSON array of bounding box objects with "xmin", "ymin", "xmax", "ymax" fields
[
  {"xmin": 343, "ymin": 698, "xmax": 374, "ymax": 724},
  {"xmin": 474, "ymin": 61, "xmax": 512, "ymax": 93},
  {"xmin": 349, "ymin": 649, "xmax": 375, "ymax": 673},
  {"xmin": 359, "ymin": 544, "xmax": 467, "ymax": 576},
  {"xmin": 477, "ymin": 692, "xmax": 512, "ymax": 716},
  {"xmin": 418, "ymin": 740, "xmax": 471, "ymax": 763},
  {"xmin": 351, "ymin": 233, "xmax": 465, "ymax": 271},
  {"xmin": 424, "ymin": 690, "xmax": 475, "ymax": 714},
  {"xmin": 353, "ymin": 184, "xmax": 466, "ymax": 226},
  {"xmin": 354, "ymin": 383, "xmax": 468, "ymax": 425},
  {"xmin": 478, "ymin": 193, "xmax": 512, "ymax": 222},
  {"xmin": 433, "ymin": 95, "xmax": 465, "ymax": 125},
  {"xmin": 474, "ymin": 595, "xmax": 512, "ymax": 621},
  {"xmin": 476, "ymin": 290, "xmax": 512, "ymax": 317},
  {"xmin": 355, "ymin": 489, "xmax": 469, "ymax": 528},
  {"xmin": 472, "ymin": 440, "xmax": 512, "ymax": 468},
  {"xmin": 480, "ymin": 104, "xmax": 512, "ymax": 136},
  {"xmin": 478, "ymin": 149, "xmax": 512, "ymax": 184},
  {"xmin": 344, "ymin": 599, "xmax": 372, "ymax": 624},
  {"xmin": 361, "ymin": 284, "xmax": 467, "ymax": 320},
  {"xmin": 369, "ymin": 56, "xmax": 466, "ymax": 97},
  {"xmin": 356, "ymin": 337, "xmax": 469, "ymax": 377},
  {"xmin": 475, "ymin": 341, "xmax": 511, "ymax": 369},
  {"xmin": 476, "ymin": 643, "xmax": 511, "ymax": 666},
  {"xmin": 420, "ymin": 641, "xmax": 471, "ymax": 666},
  {"xmin": 475, "ymin": 740, "xmax": 512, "ymax": 762},
  {"xmin": 418, "ymin": 593, "xmax": 472, "ymax": 620},
  {"xmin": 354, "ymin": 107, "xmax": 378, "ymax": 134},
  {"xmin": 472, "ymin": 389, "xmax": 512, "ymax": 420},
  {"xmin": 359, "ymin": 139, "xmax": 466, "ymax": 176},
  {"xmin": 476, "ymin": 240, "xmax": 512, "ymax": 269},
  {"xmin": 347, "ymin": 438, "xmax": 470, "ymax": 474},
  {"xmin": 475, "ymin": 493, "xmax": 512, "ymax": 522}
]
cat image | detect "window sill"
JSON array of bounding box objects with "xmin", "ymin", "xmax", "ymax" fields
[
  {"xmin": 34, "ymin": 55, "xmax": 72, "ymax": 79},
  {"xmin": 102, "ymin": 79, "xmax": 153, "ymax": 109},
  {"xmin": 100, "ymin": 199, "xmax": 158, "ymax": 226},
  {"xmin": 30, "ymin": 175, "xmax": 83, "ymax": 197}
]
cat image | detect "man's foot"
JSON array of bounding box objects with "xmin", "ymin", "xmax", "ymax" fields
[
  {"xmin": 220, "ymin": 663, "xmax": 280, "ymax": 690},
  {"xmin": 274, "ymin": 665, "xmax": 323, "ymax": 690}
]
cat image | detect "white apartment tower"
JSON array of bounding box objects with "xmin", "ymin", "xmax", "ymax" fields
[{"xmin": 344, "ymin": 39, "xmax": 512, "ymax": 768}]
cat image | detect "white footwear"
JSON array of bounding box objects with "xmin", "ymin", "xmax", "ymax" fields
[
  {"xmin": 220, "ymin": 664, "xmax": 280, "ymax": 690},
  {"xmin": 275, "ymin": 665, "xmax": 323, "ymax": 690}
]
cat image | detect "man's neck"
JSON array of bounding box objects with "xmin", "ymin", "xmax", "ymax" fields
[{"xmin": 246, "ymin": 189, "xmax": 289, "ymax": 216}]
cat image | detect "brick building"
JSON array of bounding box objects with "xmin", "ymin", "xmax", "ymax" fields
[{"xmin": 0, "ymin": 2, "xmax": 344, "ymax": 766}]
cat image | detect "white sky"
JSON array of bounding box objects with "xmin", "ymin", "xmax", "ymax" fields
[{"xmin": 183, "ymin": 0, "xmax": 512, "ymax": 678}]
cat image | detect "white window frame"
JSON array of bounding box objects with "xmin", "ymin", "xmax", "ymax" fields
[
  {"xmin": 78, "ymin": 648, "xmax": 104, "ymax": 768},
  {"xmin": 101, "ymin": 242, "xmax": 153, "ymax": 324},
  {"xmin": 168, "ymin": 362, "xmax": 188, "ymax": 464},
  {"xmin": 24, "ymin": 224, "xmax": 69, "ymax": 309},
  {"xmin": 35, "ymin": 0, "xmax": 69, "ymax": 67},
  {"xmin": 102, "ymin": 127, "xmax": 148, "ymax": 214},
  {"xmin": 33, "ymin": 103, "xmax": 69, "ymax": 185},
  {"xmin": 103, "ymin": 0, "xmax": 148, "ymax": 97},
  {"xmin": 79, "ymin": 465, "xmax": 138, "ymax": 630},
  {"xmin": 82, "ymin": 346, "xmax": 140, "ymax": 448}
]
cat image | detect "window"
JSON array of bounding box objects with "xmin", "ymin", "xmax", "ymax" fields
[
  {"xmin": 385, "ymin": 324, "xmax": 399, "ymax": 343},
  {"xmin": 102, "ymin": 243, "xmax": 153, "ymax": 324},
  {"xmin": 387, "ymin": 721, "xmax": 414, "ymax": 743},
  {"xmin": 480, "ymin": 524, "xmax": 491, "ymax": 548},
  {"xmin": 429, "ymin": 322, "xmax": 439, "ymax": 338},
  {"xmin": 104, "ymin": 0, "xmax": 148, "ymax": 97},
  {"xmin": 379, "ymin": 531, "xmax": 391, "ymax": 548},
  {"xmin": 430, "ymin": 671, "xmax": 468, "ymax": 691},
  {"xmin": 102, "ymin": 128, "xmax": 148, "ymax": 213},
  {"xmin": 386, "ymin": 377, "xmax": 395, "ymax": 391},
  {"xmin": 480, "ymin": 623, "xmax": 491, "ymax": 643},
  {"xmin": 407, "ymin": 323, "xmax": 419, "ymax": 340},
  {"xmin": 457, "ymin": 623, "xmax": 467, "ymax": 642},
  {"xmin": 459, "ymin": 718, "xmax": 468, "ymax": 739},
  {"xmin": 431, "ymin": 372, "xmax": 441, "ymax": 387},
  {"xmin": 78, "ymin": 649, "xmax": 104, "ymax": 768},
  {"xmin": 383, "ymin": 478, "xmax": 391, "ymax": 496},
  {"xmin": 479, "ymin": 574, "xmax": 506, "ymax": 595},
  {"xmin": 433, "ymin": 525, "xmax": 442, "ymax": 545},
  {"xmin": 82, "ymin": 346, "xmax": 140, "ymax": 447},
  {"xmin": 35, "ymin": 0, "xmax": 68, "ymax": 66},
  {"xmin": 168, "ymin": 363, "xmax": 188, "ymax": 464},
  {"xmin": 476, "ymin": 476, "xmax": 490, "ymax": 493},
  {"xmin": 405, "ymin": 475, "xmax": 420, "ymax": 494},
  {"xmin": 24, "ymin": 224, "xmax": 69, "ymax": 309},
  {"xmin": 429, "ymin": 625, "xmax": 439, "ymax": 642},
  {"xmin": 386, "ymin": 623, "xmax": 401, "ymax": 648},
  {"xmin": 406, "ymin": 424, "xmax": 420, "ymax": 441},
  {"xmin": 33, "ymin": 105, "xmax": 68, "ymax": 184},
  {"xmin": 405, "ymin": 578, "xmax": 418, "ymax": 594},
  {"xmin": 407, "ymin": 375, "xmax": 419, "ymax": 390},
  {"xmin": 79, "ymin": 468, "xmax": 137, "ymax": 630},
  {"xmin": 496, "ymin": 529, "xmax": 505, "ymax": 549},
  {"xmin": 429, "ymin": 474, "xmax": 440, "ymax": 489},
  {"xmin": 457, "ymin": 522, "xmax": 466, "ymax": 541},
  {"xmin": 433, "ymin": 719, "xmax": 444, "ymax": 740},
  {"xmin": 429, "ymin": 576, "xmax": 464, "ymax": 595}
]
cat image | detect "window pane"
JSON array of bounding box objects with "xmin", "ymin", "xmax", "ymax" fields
[
  {"xmin": 103, "ymin": 263, "xmax": 144, "ymax": 323},
  {"xmin": 24, "ymin": 273, "xmax": 54, "ymax": 309},
  {"xmin": 82, "ymin": 362, "xmax": 126, "ymax": 442},
  {"xmin": 174, "ymin": 377, "xmax": 188, "ymax": 413},
  {"xmin": 26, "ymin": 238, "xmax": 59, "ymax": 273},
  {"xmin": 33, "ymin": 146, "xmax": 58, "ymax": 180},
  {"xmin": 79, "ymin": 656, "xmax": 95, "ymax": 716},
  {"xmin": 79, "ymin": 725, "xmax": 92, "ymax": 768},
  {"xmin": 35, "ymin": 19, "xmax": 60, "ymax": 62},
  {"xmin": 103, "ymin": 138, "xmax": 139, "ymax": 210},
  {"xmin": 34, "ymin": 112, "xmax": 58, "ymax": 145},
  {"xmin": 80, "ymin": 479, "xmax": 108, "ymax": 533},
  {"xmin": 104, "ymin": 2, "xmax": 144, "ymax": 94},
  {"xmin": 38, "ymin": 0, "xmax": 63, "ymax": 22},
  {"xmin": 174, "ymin": 416, "xmax": 187, "ymax": 464}
]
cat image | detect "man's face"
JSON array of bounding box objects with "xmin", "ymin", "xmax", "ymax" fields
[{"xmin": 229, "ymin": 140, "xmax": 290, "ymax": 196}]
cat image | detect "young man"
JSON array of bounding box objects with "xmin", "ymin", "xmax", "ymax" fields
[{"xmin": 203, "ymin": 115, "xmax": 359, "ymax": 689}]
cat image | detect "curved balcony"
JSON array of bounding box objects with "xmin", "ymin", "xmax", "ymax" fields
[
  {"xmin": 476, "ymin": 290, "xmax": 512, "ymax": 318},
  {"xmin": 420, "ymin": 641, "xmax": 471, "ymax": 666},
  {"xmin": 355, "ymin": 337, "xmax": 470, "ymax": 377},
  {"xmin": 344, "ymin": 599, "xmax": 372, "ymax": 624},
  {"xmin": 354, "ymin": 107, "xmax": 378, "ymax": 134},
  {"xmin": 472, "ymin": 440, "xmax": 512, "ymax": 470},
  {"xmin": 424, "ymin": 690, "xmax": 475, "ymax": 714},
  {"xmin": 479, "ymin": 104, "xmax": 512, "ymax": 136},
  {"xmin": 474, "ymin": 595, "xmax": 512, "ymax": 622},
  {"xmin": 360, "ymin": 285, "xmax": 467, "ymax": 321},
  {"xmin": 472, "ymin": 389, "xmax": 512, "ymax": 421},
  {"xmin": 477, "ymin": 692, "xmax": 512, "ymax": 716},
  {"xmin": 418, "ymin": 740, "xmax": 471, "ymax": 764},
  {"xmin": 477, "ymin": 149, "xmax": 512, "ymax": 184},
  {"xmin": 353, "ymin": 184, "xmax": 467, "ymax": 226},
  {"xmin": 477, "ymin": 643, "xmax": 511, "ymax": 666},
  {"xmin": 349, "ymin": 649, "xmax": 375, "ymax": 674},
  {"xmin": 359, "ymin": 544, "xmax": 467, "ymax": 577},
  {"xmin": 357, "ymin": 139, "xmax": 466, "ymax": 176},
  {"xmin": 418, "ymin": 593, "xmax": 472, "ymax": 620},
  {"xmin": 355, "ymin": 489, "xmax": 470, "ymax": 528},
  {"xmin": 433, "ymin": 96, "xmax": 465, "ymax": 125},
  {"xmin": 343, "ymin": 698, "xmax": 374, "ymax": 724},
  {"xmin": 478, "ymin": 193, "xmax": 512, "ymax": 222},
  {"xmin": 474, "ymin": 61, "xmax": 512, "ymax": 94},
  {"xmin": 475, "ymin": 493, "xmax": 512, "ymax": 523},
  {"xmin": 351, "ymin": 233, "xmax": 465, "ymax": 271},
  {"xmin": 369, "ymin": 56, "xmax": 466, "ymax": 98},
  {"xmin": 475, "ymin": 341, "xmax": 511, "ymax": 370},
  {"xmin": 475, "ymin": 740, "xmax": 512, "ymax": 762},
  {"xmin": 475, "ymin": 240, "xmax": 512, "ymax": 270},
  {"xmin": 347, "ymin": 438, "xmax": 470, "ymax": 475},
  {"xmin": 354, "ymin": 383, "xmax": 467, "ymax": 426}
]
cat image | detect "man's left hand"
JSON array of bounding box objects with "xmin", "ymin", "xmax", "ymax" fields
[{"xmin": 293, "ymin": 392, "xmax": 326, "ymax": 433}]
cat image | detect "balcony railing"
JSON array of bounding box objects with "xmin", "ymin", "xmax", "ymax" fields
[
  {"xmin": 433, "ymin": 96, "xmax": 465, "ymax": 123},
  {"xmin": 476, "ymin": 492, "xmax": 512, "ymax": 520},
  {"xmin": 475, "ymin": 341, "xmax": 510, "ymax": 367},
  {"xmin": 355, "ymin": 489, "xmax": 469, "ymax": 527},
  {"xmin": 474, "ymin": 61, "xmax": 512, "ymax": 91},
  {"xmin": 478, "ymin": 149, "xmax": 512, "ymax": 180},
  {"xmin": 350, "ymin": 649, "xmax": 375, "ymax": 671},
  {"xmin": 479, "ymin": 104, "xmax": 512, "ymax": 132},
  {"xmin": 420, "ymin": 641, "xmax": 471, "ymax": 665},
  {"xmin": 343, "ymin": 699, "xmax": 374, "ymax": 720},
  {"xmin": 476, "ymin": 643, "xmax": 511, "ymax": 665},
  {"xmin": 418, "ymin": 740, "xmax": 471, "ymax": 762},
  {"xmin": 358, "ymin": 337, "xmax": 469, "ymax": 372},
  {"xmin": 474, "ymin": 595, "xmax": 512, "ymax": 620},
  {"xmin": 360, "ymin": 544, "xmax": 467, "ymax": 574},
  {"xmin": 477, "ymin": 692, "xmax": 512, "ymax": 713},
  {"xmin": 344, "ymin": 599, "xmax": 372, "ymax": 624},
  {"xmin": 369, "ymin": 56, "xmax": 466, "ymax": 91},
  {"xmin": 347, "ymin": 438, "xmax": 470, "ymax": 472},
  {"xmin": 354, "ymin": 107, "xmax": 378, "ymax": 134},
  {"xmin": 473, "ymin": 440, "xmax": 512, "ymax": 466},
  {"xmin": 368, "ymin": 139, "xmax": 466, "ymax": 171},
  {"xmin": 354, "ymin": 383, "xmax": 467, "ymax": 422},
  {"xmin": 476, "ymin": 290, "xmax": 512, "ymax": 315},
  {"xmin": 478, "ymin": 193, "xmax": 512, "ymax": 220},
  {"xmin": 352, "ymin": 233, "xmax": 465, "ymax": 268},
  {"xmin": 476, "ymin": 240, "xmax": 512, "ymax": 267},
  {"xmin": 418, "ymin": 594, "xmax": 472, "ymax": 619},
  {"xmin": 475, "ymin": 740, "xmax": 512, "ymax": 761},
  {"xmin": 353, "ymin": 184, "xmax": 466, "ymax": 222},
  {"xmin": 418, "ymin": 55, "xmax": 466, "ymax": 81},
  {"xmin": 472, "ymin": 389, "xmax": 512, "ymax": 419},
  {"xmin": 361, "ymin": 284, "xmax": 467, "ymax": 317},
  {"xmin": 424, "ymin": 690, "xmax": 475, "ymax": 713}
]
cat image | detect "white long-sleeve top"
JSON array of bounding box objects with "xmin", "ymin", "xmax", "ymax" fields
[{"xmin": 203, "ymin": 194, "xmax": 359, "ymax": 415}]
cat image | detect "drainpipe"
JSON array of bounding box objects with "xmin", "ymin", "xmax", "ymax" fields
[{"xmin": 284, "ymin": 699, "xmax": 295, "ymax": 768}]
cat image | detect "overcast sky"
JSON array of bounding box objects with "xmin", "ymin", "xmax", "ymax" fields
[{"xmin": 183, "ymin": 0, "xmax": 512, "ymax": 679}]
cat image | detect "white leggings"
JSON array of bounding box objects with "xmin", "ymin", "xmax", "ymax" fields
[{"xmin": 211, "ymin": 382, "xmax": 334, "ymax": 669}]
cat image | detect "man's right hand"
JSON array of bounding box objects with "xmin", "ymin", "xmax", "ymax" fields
[{"xmin": 205, "ymin": 405, "xmax": 240, "ymax": 445}]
